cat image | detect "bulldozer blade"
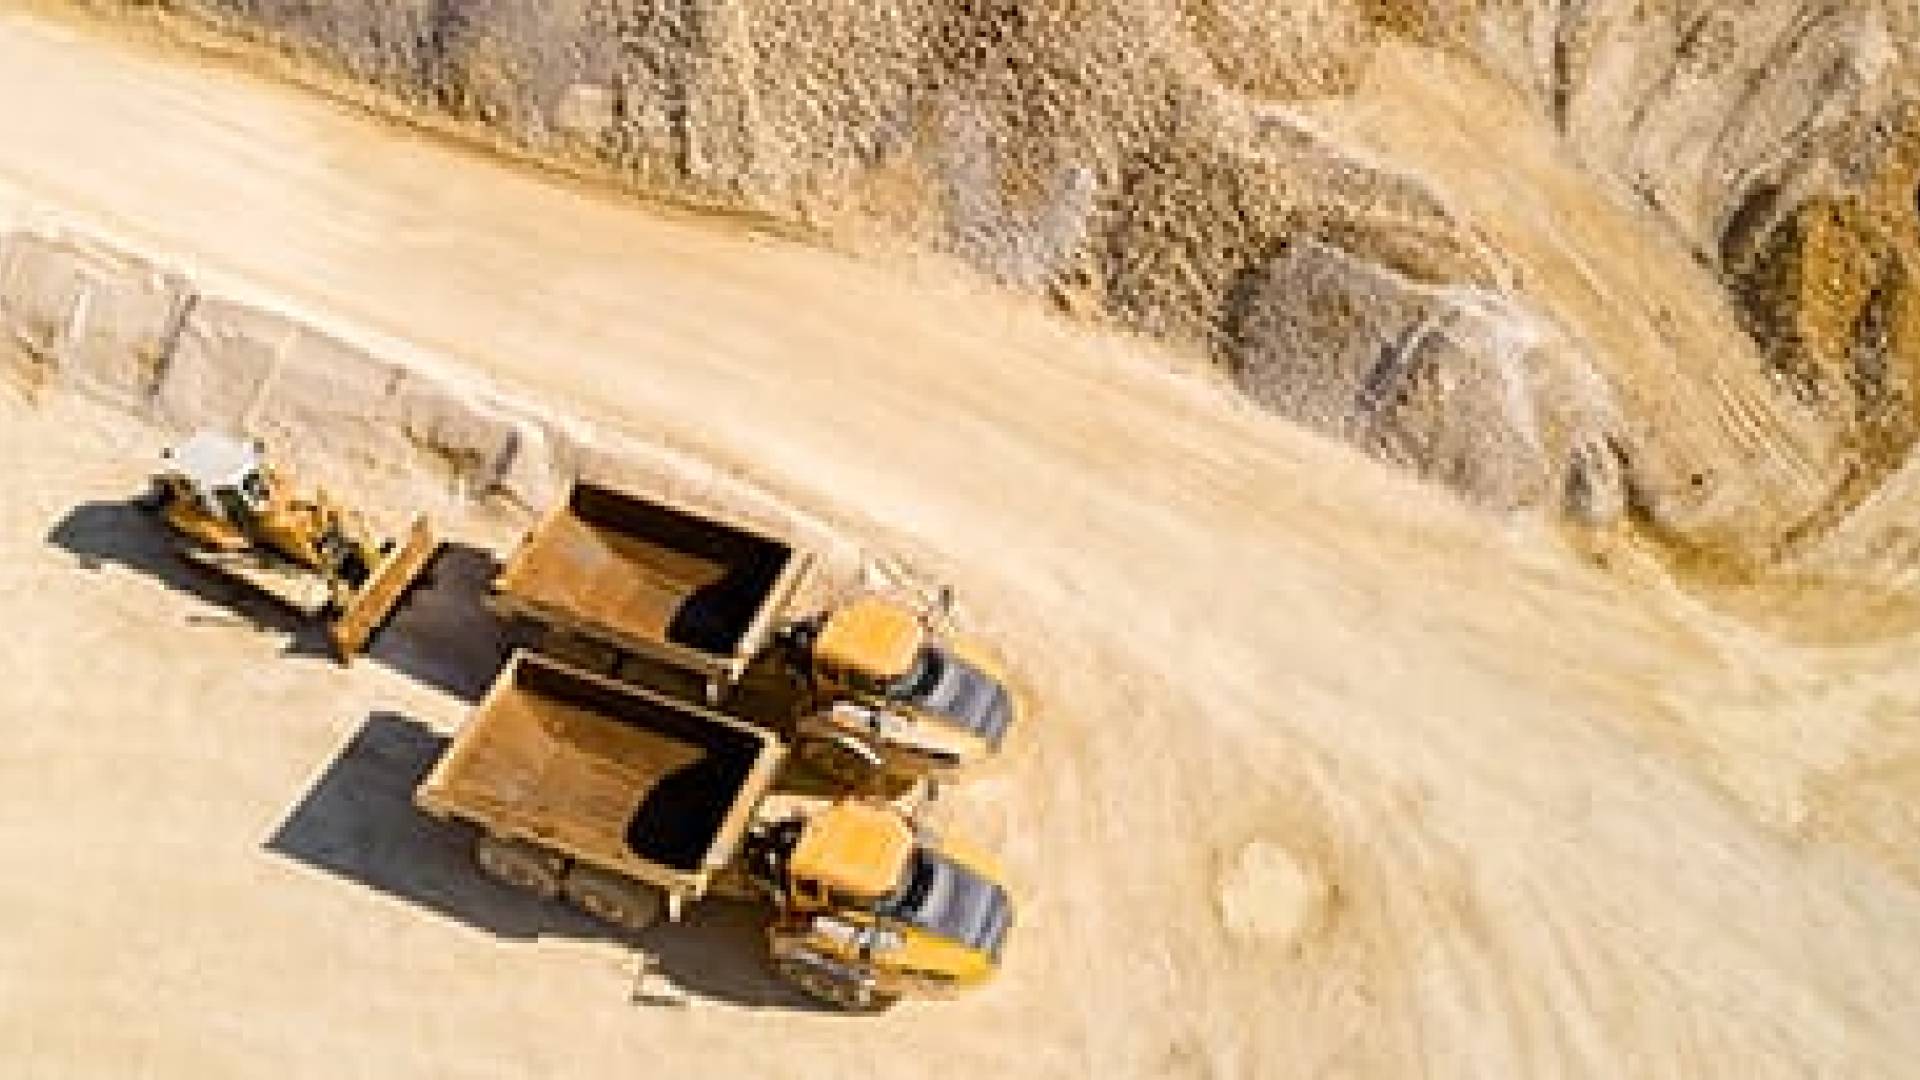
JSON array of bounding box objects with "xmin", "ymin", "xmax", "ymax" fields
[{"xmin": 328, "ymin": 515, "xmax": 439, "ymax": 662}]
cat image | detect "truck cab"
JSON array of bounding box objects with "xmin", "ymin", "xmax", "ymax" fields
[
  {"xmin": 798, "ymin": 598, "xmax": 1018, "ymax": 786},
  {"xmin": 758, "ymin": 800, "xmax": 1013, "ymax": 1010}
]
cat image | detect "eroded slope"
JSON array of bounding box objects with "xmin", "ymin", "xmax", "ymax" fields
[{"xmin": 67, "ymin": 0, "xmax": 1920, "ymax": 585}]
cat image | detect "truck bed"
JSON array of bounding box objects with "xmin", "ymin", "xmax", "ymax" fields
[
  {"xmin": 416, "ymin": 652, "xmax": 785, "ymax": 895},
  {"xmin": 491, "ymin": 482, "xmax": 814, "ymax": 684}
]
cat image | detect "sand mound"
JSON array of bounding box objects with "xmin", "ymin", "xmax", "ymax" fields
[
  {"xmin": 69, "ymin": 0, "xmax": 1920, "ymax": 580},
  {"xmin": 1216, "ymin": 839, "xmax": 1327, "ymax": 949}
]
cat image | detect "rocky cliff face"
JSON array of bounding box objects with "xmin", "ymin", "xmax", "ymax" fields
[{"xmin": 127, "ymin": 0, "xmax": 1920, "ymax": 580}]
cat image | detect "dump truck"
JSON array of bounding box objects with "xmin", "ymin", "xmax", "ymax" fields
[
  {"xmin": 141, "ymin": 430, "xmax": 438, "ymax": 659},
  {"xmin": 415, "ymin": 651, "xmax": 1014, "ymax": 1010},
  {"xmin": 488, "ymin": 481, "xmax": 1018, "ymax": 788}
]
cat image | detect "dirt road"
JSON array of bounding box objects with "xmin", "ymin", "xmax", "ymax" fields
[{"xmin": 2, "ymin": 7, "xmax": 1919, "ymax": 1077}]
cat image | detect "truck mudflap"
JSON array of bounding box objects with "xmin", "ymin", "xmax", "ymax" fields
[{"xmin": 328, "ymin": 515, "xmax": 438, "ymax": 661}]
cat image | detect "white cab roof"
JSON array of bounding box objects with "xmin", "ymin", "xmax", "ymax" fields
[{"xmin": 168, "ymin": 431, "xmax": 261, "ymax": 489}]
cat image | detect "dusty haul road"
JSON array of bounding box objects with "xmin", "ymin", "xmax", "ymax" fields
[{"xmin": 2, "ymin": 7, "xmax": 1920, "ymax": 1078}]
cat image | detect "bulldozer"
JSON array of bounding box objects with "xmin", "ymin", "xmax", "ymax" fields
[{"xmin": 141, "ymin": 430, "xmax": 438, "ymax": 659}]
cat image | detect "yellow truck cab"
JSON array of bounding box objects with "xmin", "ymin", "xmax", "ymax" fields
[
  {"xmin": 153, "ymin": 432, "xmax": 282, "ymax": 553},
  {"xmin": 760, "ymin": 800, "xmax": 1012, "ymax": 1011},
  {"xmin": 796, "ymin": 598, "xmax": 1019, "ymax": 787}
]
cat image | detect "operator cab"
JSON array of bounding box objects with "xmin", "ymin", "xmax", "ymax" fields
[
  {"xmin": 813, "ymin": 598, "xmax": 926, "ymax": 695},
  {"xmin": 787, "ymin": 800, "xmax": 916, "ymax": 908},
  {"xmin": 162, "ymin": 431, "xmax": 272, "ymax": 523}
]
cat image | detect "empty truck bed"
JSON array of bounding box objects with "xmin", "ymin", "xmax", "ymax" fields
[
  {"xmin": 417, "ymin": 652, "xmax": 785, "ymax": 891},
  {"xmin": 492, "ymin": 482, "xmax": 814, "ymax": 682}
]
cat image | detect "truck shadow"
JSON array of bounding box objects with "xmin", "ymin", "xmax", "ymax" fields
[
  {"xmin": 46, "ymin": 499, "xmax": 508, "ymax": 703},
  {"xmin": 319, "ymin": 540, "xmax": 510, "ymax": 704},
  {"xmin": 266, "ymin": 711, "xmax": 824, "ymax": 1011}
]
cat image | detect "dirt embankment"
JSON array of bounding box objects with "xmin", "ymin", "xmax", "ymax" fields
[
  {"xmin": 61, "ymin": 1, "xmax": 1920, "ymax": 580},
  {"xmin": 0, "ymin": 226, "xmax": 871, "ymax": 577}
]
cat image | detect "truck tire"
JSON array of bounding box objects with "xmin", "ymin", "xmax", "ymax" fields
[
  {"xmin": 475, "ymin": 835, "xmax": 565, "ymax": 899},
  {"xmin": 773, "ymin": 953, "xmax": 897, "ymax": 1013},
  {"xmin": 562, "ymin": 865, "xmax": 663, "ymax": 932},
  {"xmin": 798, "ymin": 734, "xmax": 887, "ymax": 794}
]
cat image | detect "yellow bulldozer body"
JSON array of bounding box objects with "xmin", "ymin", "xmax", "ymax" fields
[{"xmin": 153, "ymin": 431, "xmax": 437, "ymax": 660}]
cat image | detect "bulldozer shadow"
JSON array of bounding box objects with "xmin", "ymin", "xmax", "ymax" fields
[
  {"xmin": 46, "ymin": 499, "xmax": 509, "ymax": 703},
  {"xmin": 48, "ymin": 497, "xmax": 310, "ymax": 635},
  {"xmin": 267, "ymin": 711, "xmax": 826, "ymax": 1012}
]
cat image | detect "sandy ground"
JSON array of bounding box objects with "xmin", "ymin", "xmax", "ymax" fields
[{"xmin": 2, "ymin": 6, "xmax": 1920, "ymax": 1078}]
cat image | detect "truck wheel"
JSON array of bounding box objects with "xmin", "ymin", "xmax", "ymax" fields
[
  {"xmin": 475, "ymin": 835, "xmax": 565, "ymax": 899},
  {"xmin": 798, "ymin": 735, "xmax": 887, "ymax": 793},
  {"xmin": 773, "ymin": 954, "xmax": 896, "ymax": 1013},
  {"xmin": 562, "ymin": 865, "xmax": 663, "ymax": 932}
]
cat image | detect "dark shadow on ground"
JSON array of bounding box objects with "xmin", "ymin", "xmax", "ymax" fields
[
  {"xmin": 265, "ymin": 711, "xmax": 604, "ymax": 940},
  {"xmin": 47, "ymin": 498, "xmax": 310, "ymax": 634},
  {"xmin": 309, "ymin": 539, "xmax": 511, "ymax": 703},
  {"xmin": 266, "ymin": 711, "xmax": 822, "ymax": 1010},
  {"xmin": 636, "ymin": 896, "xmax": 827, "ymax": 1010},
  {"xmin": 46, "ymin": 499, "xmax": 509, "ymax": 702}
]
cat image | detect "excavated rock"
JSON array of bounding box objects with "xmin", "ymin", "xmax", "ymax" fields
[{"xmin": 107, "ymin": 0, "xmax": 1920, "ymax": 573}]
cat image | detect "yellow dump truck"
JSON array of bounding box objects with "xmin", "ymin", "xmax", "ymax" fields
[
  {"xmin": 416, "ymin": 651, "xmax": 1014, "ymax": 1011},
  {"xmin": 489, "ymin": 481, "xmax": 1018, "ymax": 788}
]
